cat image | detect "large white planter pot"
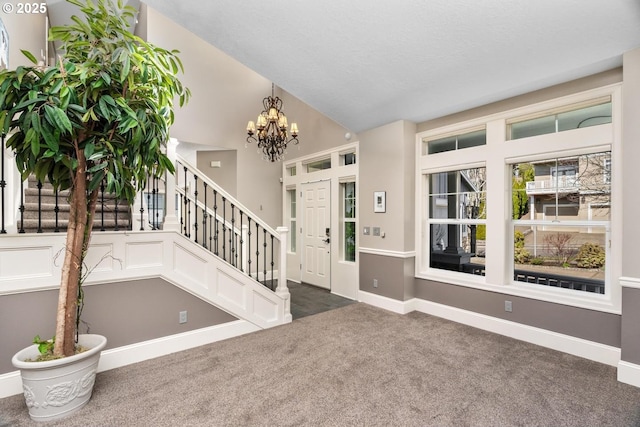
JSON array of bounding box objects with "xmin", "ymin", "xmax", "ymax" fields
[{"xmin": 11, "ymin": 334, "xmax": 107, "ymax": 422}]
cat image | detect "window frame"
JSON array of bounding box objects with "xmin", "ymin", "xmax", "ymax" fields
[
  {"xmin": 416, "ymin": 84, "xmax": 622, "ymax": 314},
  {"xmin": 341, "ymin": 181, "xmax": 356, "ymax": 263}
]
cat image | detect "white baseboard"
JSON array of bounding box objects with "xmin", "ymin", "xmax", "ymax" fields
[
  {"xmin": 618, "ymin": 360, "xmax": 640, "ymax": 387},
  {"xmin": 358, "ymin": 290, "xmax": 620, "ymax": 367},
  {"xmin": 0, "ymin": 320, "xmax": 259, "ymax": 399},
  {"xmin": 357, "ymin": 290, "xmax": 414, "ymax": 314}
]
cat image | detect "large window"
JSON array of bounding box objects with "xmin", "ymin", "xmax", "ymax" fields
[
  {"xmin": 417, "ymin": 86, "xmax": 619, "ymax": 310},
  {"xmin": 342, "ymin": 182, "xmax": 356, "ymax": 262},
  {"xmin": 511, "ymin": 152, "xmax": 611, "ymax": 294},
  {"xmin": 427, "ymin": 167, "xmax": 486, "ymax": 276}
]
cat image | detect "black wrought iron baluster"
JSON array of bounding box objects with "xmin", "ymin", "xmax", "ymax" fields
[
  {"xmin": 247, "ymin": 217, "xmax": 252, "ymax": 278},
  {"xmin": 263, "ymin": 228, "xmax": 267, "ymax": 287},
  {"xmin": 54, "ymin": 188, "xmax": 60, "ymax": 232},
  {"xmin": 202, "ymin": 182, "xmax": 208, "ymax": 249},
  {"xmin": 183, "ymin": 166, "xmax": 189, "ymax": 237},
  {"xmin": 255, "ymin": 222, "xmax": 260, "ymax": 283},
  {"xmin": 193, "ymin": 175, "xmax": 199, "ymax": 243},
  {"xmin": 222, "ymin": 198, "xmax": 228, "ymax": 261},
  {"xmin": 113, "ymin": 189, "xmax": 120, "ymax": 232},
  {"xmin": 209, "ymin": 214, "xmax": 213, "ymax": 252},
  {"xmin": 154, "ymin": 175, "xmax": 160, "ymax": 229},
  {"xmin": 179, "ymin": 193, "xmax": 184, "ymax": 235},
  {"xmin": 239, "ymin": 212, "xmax": 244, "ymax": 272},
  {"xmin": 230, "ymin": 204, "xmax": 235, "ymax": 267},
  {"xmin": 36, "ymin": 180, "xmax": 42, "ymax": 233},
  {"xmin": 18, "ymin": 179, "xmax": 24, "ymax": 233},
  {"xmin": 139, "ymin": 191, "xmax": 145, "ymax": 231},
  {"xmin": 0, "ymin": 134, "xmax": 6, "ymax": 234},
  {"xmin": 213, "ymin": 190, "xmax": 219, "ymax": 256},
  {"xmin": 271, "ymin": 234, "xmax": 275, "ymax": 290},
  {"xmin": 100, "ymin": 181, "xmax": 106, "ymax": 231}
]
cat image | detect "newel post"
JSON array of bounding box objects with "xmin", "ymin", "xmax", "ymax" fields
[
  {"xmin": 275, "ymin": 226, "xmax": 292, "ymax": 322},
  {"xmin": 163, "ymin": 137, "xmax": 180, "ymax": 232}
]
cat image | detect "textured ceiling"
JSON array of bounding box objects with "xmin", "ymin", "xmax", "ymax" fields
[{"xmin": 53, "ymin": 0, "xmax": 640, "ymax": 133}]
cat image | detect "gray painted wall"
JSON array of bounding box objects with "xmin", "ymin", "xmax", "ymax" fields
[
  {"xmin": 360, "ymin": 253, "xmax": 414, "ymax": 301},
  {"xmin": 413, "ymin": 278, "xmax": 620, "ymax": 348},
  {"xmin": 621, "ymin": 287, "xmax": 640, "ymax": 364},
  {"xmin": 197, "ymin": 149, "xmax": 238, "ymax": 197},
  {"xmin": 0, "ymin": 278, "xmax": 237, "ymax": 374}
]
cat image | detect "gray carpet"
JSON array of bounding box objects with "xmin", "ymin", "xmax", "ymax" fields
[{"xmin": 2, "ymin": 303, "xmax": 640, "ymax": 426}]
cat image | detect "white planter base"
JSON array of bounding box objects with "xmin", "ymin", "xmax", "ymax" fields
[{"xmin": 11, "ymin": 334, "xmax": 107, "ymax": 422}]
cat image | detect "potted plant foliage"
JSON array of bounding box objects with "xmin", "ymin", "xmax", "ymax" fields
[{"xmin": 0, "ymin": 0, "xmax": 189, "ymax": 421}]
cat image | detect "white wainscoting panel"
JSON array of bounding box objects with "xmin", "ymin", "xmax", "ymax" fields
[
  {"xmin": 252, "ymin": 290, "xmax": 279, "ymax": 323},
  {"xmin": 125, "ymin": 240, "xmax": 163, "ymax": 269},
  {"xmin": 173, "ymin": 242, "xmax": 208, "ymax": 290},
  {"xmin": 0, "ymin": 245, "xmax": 52, "ymax": 281},
  {"xmin": 217, "ymin": 268, "xmax": 248, "ymax": 311}
]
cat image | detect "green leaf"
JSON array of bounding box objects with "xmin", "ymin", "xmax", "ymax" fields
[
  {"xmin": 44, "ymin": 105, "xmax": 72, "ymax": 134},
  {"xmin": 20, "ymin": 50, "xmax": 38, "ymax": 65},
  {"xmin": 84, "ymin": 141, "xmax": 95, "ymax": 159}
]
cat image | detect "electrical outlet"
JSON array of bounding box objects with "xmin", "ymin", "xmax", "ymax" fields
[
  {"xmin": 504, "ymin": 301, "xmax": 512, "ymax": 313},
  {"xmin": 179, "ymin": 310, "xmax": 188, "ymax": 324},
  {"xmin": 373, "ymin": 279, "xmax": 378, "ymax": 288}
]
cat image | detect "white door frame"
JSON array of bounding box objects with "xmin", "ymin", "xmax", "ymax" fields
[{"xmin": 281, "ymin": 143, "xmax": 359, "ymax": 300}]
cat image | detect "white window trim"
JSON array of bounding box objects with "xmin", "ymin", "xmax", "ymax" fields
[{"xmin": 415, "ymin": 84, "xmax": 622, "ymax": 314}]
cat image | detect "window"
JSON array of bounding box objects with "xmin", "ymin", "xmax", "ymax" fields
[
  {"xmin": 287, "ymin": 189, "xmax": 297, "ymax": 252},
  {"xmin": 418, "ymin": 87, "xmax": 620, "ymax": 310},
  {"xmin": 427, "ymin": 167, "xmax": 486, "ymax": 276},
  {"xmin": 511, "ymin": 151, "xmax": 611, "ymax": 294},
  {"xmin": 508, "ymin": 100, "xmax": 612, "ymax": 140},
  {"xmin": 306, "ymin": 158, "xmax": 331, "ymax": 173},
  {"xmin": 287, "ymin": 166, "xmax": 297, "ymax": 177},
  {"xmin": 424, "ymin": 129, "xmax": 486, "ymax": 154},
  {"xmin": 342, "ymin": 152, "xmax": 356, "ymax": 165},
  {"xmin": 342, "ymin": 182, "xmax": 356, "ymax": 262}
]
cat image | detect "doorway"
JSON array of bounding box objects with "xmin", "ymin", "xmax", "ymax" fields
[{"xmin": 301, "ymin": 180, "xmax": 331, "ymax": 289}]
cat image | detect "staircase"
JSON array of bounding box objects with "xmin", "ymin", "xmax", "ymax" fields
[{"xmin": 20, "ymin": 175, "xmax": 132, "ymax": 233}]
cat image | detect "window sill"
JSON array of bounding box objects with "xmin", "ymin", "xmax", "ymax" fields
[{"xmin": 415, "ymin": 270, "xmax": 619, "ymax": 314}]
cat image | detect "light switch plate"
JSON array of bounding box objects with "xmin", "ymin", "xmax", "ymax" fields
[
  {"xmin": 363, "ymin": 227, "xmax": 370, "ymax": 235},
  {"xmin": 373, "ymin": 227, "xmax": 380, "ymax": 236}
]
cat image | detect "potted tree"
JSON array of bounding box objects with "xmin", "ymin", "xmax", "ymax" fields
[{"xmin": 0, "ymin": 0, "xmax": 189, "ymax": 421}]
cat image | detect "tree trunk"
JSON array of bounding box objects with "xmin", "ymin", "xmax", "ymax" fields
[{"xmin": 53, "ymin": 151, "xmax": 89, "ymax": 357}]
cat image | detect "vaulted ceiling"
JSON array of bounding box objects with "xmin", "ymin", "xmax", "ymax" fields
[{"xmin": 47, "ymin": 0, "xmax": 640, "ymax": 134}]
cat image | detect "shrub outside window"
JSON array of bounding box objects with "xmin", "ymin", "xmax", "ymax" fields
[{"xmin": 511, "ymin": 151, "xmax": 611, "ymax": 294}]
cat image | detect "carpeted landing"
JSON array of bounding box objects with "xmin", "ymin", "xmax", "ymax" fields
[{"xmin": 2, "ymin": 303, "xmax": 640, "ymax": 426}]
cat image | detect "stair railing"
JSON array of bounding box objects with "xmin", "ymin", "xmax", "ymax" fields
[
  {"xmin": 173, "ymin": 154, "xmax": 288, "ymax": 292},
  {"xmin": 0, "ymin": 135, "xmax": 289, "ymax": 303}
]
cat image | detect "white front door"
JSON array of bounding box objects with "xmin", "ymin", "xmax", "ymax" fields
[{"xmin": 301, "ymin": 180, "xmax": 331, "ymax": 289}]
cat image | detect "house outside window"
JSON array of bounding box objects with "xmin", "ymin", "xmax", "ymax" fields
[
  {"xmin": 427, "ymin": 167, "xmax": 486, "ymax": 276},
  {"xmin": 511, "ymin": 151, "xmax": 611, "ymax": 294}
]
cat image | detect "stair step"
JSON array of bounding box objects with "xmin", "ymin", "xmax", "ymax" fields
[
  {"xmin": 21, "ymin": 209, "xmax": 129, "ymax": 221},
  {"xmin": 20, "ymin": 218, "xmax": 131, "ymax": 233}
]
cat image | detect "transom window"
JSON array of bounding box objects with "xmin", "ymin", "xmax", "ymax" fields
[
  {"xmin": 424, "ymin": 129, "xmax": 486, "ymax": 155},
  {"xmin": 508, "ymin": 99, "xmax": 612, "ymax": 140}
]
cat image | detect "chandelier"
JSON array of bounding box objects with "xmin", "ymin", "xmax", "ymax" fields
[{"xmin": 246, "ymin": 84, "xmax": 299, "ymax": 162}]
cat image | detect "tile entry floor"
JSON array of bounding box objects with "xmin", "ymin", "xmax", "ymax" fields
[{"xmin": 288, "ymin": 281, "xmax": 355, "ymax": 319}]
